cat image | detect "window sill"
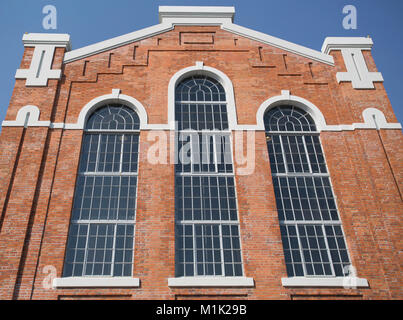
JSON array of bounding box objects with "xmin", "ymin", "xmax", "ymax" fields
[
  {"xmin": 281, "ymin": 277, "xmax": 369, "ymax": 288},
  {"xmin": 168, "ymin": 277, "xmax": 255, "ymax": 288},
  {"xmin": 53, "ymin": 277, "xmax": 140, "ymax": 288}
]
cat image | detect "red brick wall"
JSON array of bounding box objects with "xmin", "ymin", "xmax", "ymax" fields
[{"xmin": 0, "ymin": 26, "xmax": 402, "ymax": 300}]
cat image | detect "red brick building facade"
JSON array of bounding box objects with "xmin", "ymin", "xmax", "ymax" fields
[{"xmin": 0, "ymin": 6, "xmax": 402, "ymax": 300}]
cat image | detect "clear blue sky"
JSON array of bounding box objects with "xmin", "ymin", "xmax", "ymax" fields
[{"xmin": 0, "ymin": 0, "xmax": 402, "ymax": 129}]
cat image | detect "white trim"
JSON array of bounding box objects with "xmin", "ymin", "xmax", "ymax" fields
[
  {"xmin": 61, "ymin": 89, "xmax": 150, "ymax": 130},
  {"xmin": 281, "ymin": 277, "xmax": 369, "ymax": 288},
  {"xmin": 336, "ymin": 48, "xmax": 383, "ymax": 89},
  {"xmin": 63, "ymin": 6, "xmax": 334, "ymax": 66},
  {"xmin": 64, "ymin": 23, "xmax": 173, "ymax": 63},
  {"xmin": 255, "ymin": 90, "xmax": 328, "ymax": 131},
  {"xmin": 222, "ymin": 23, "xmax": 334, "ymax": 65},
  {"xmin": 2, "ymin": 105, "xmax": 50, "ymax": 128},
  {"xmin": 159, "ymin": 6, "xmax": 235, "ymax": 24},
  {"xmin": 321, "ymin": 37, "xmax": 373, "ymax": 54},
  {"xmin": 255, "ymin": 92, "xmax": 402, "ymax": 132},
  {"xmin": 53, "ymin": 277, "xmax": 140, "ymax": 288},
  {"xmin": 22, "ymin": 33, "xmax": 71, "ymax": 50},
  {"xmin": 321, "ymin": 37, "xmax": 383, "ymax": 89},
  {"xmin": 15, "ymin": 45, "xmax": 62, "ymax": 86},
  {"xmin": 361, "ymin": 108, "xmax": 402, "ymax": 130},
  {"xmin": 16, "ymin": 33, "xmax": 71, "ymax": 87},
  {"xmin": 3, "ymin": 97, "xmax": 401, "ymax": 132},
  {"xmin": 167, "ymin": 61, "xmax": 238, "ymax": 130},
  {"xmin": 168, "ymin": 277, "xmax": 254, "ymax": 287}
]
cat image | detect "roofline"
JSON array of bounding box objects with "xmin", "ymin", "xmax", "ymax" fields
[
  {"xmin": 223, "ymin": 24, "xmax": 334, "ymax": 65},
  {"xmin": 63, "ymin": 6, "xmax": 334, "ymax": 65},
  {"xmin": 63, "ymin": 23, "xmax": 174, "ymax": 63}
]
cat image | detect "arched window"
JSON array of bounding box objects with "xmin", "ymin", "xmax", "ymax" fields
[
  {"xmin": 63, "ymin": 104, "xmax": 140, "ymax": 277},
  {"xmin": 265, "ymin": 106, "xmax": 351, "ymax": 277},
  {"xmin": 175, "ymin": 75, "xmax": 243, "ymax": 277}
]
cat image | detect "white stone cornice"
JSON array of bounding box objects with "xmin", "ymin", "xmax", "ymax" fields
[
  {"xmin": 22, "ymin": 33, "xmax": 71, "ymax": 50},
  {"xmin": 321, "ymin": 37, "xmax": 373, "ymax": 54},
  {"xmin": 159, "ymin": 6, "xmax": 235, "ymax": 24}
]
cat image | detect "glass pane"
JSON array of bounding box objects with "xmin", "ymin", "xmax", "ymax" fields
[
  {"xmin": 86, "ymin": 104, "xmax": 140, "ymax": 130},
  {"xmin": 174, "ymin": 76, "xmax": 242, "ymax": 278},
  {"xmin": 265, "ymin": 106, "xmax": 350, "ymax": 278}
]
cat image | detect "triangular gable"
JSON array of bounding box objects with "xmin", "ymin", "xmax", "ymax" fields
[{"xmin": 64, "ymin": 6, "xmax": 334, "ymax": 65}]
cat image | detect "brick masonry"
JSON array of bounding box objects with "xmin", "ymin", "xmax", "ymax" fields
[{"xmin": 0, "ymin": 25, "xmax": 402, "ymax": 300}]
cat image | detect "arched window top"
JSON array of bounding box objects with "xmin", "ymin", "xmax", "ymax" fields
[
  {"xmin": 86, "ymin": 104, "xmax": 140, "ymax": 130},
  {"xmin": 264, "ymin": 106, "xmax": 317, "ymax": 132},
  {"xmin": 176, "ymin": 75, "xmax": 226, "ymax": 102}
]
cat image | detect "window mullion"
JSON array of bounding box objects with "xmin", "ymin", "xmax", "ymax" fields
[
  {"xmin": 279, "ymin": 135, "xmax": 289, "ymax": 174},
  {"xmin": 119, "ymin": 134, "xmax": 124, "ymax": 173},
  {"xmin": 111, "ymin": 223, "xmax": 117, "ymax": 277},
  {"xmin": 193, "ymin": 224, "xmax": 197, "ymax": 277},
  {"xmin": 95, "ymin": 134, "xmax": 101, "ymax": 172},
  {"xmin": 302, "ymin": 135, "xmax": 313, "ymax": 173},
  {"xmin": 213, "ymin": 135, "xmax": 218, "ymax": 173},
  {"xmin": 201, "ymin": 225, "xmax": 206, "ymax": 276},
  {"xmin": 312, "ymin": 176, "xmax": 323, "ymax": 221},
  {"xmin": 286, "ymin": 176, "xmax": 296, "ymax": 221},
  {"xmin": 219, "ymin": 224, "xmax": 225, "ymax": 276},
  {"xmin": 82, "ymin": 224, "xmax": 91, "ymax": 276},
  {"xmin": 295, "ymin": 225, "xmax": 307, "ymax": 277},
  {"xmin": 323, "ymin": 225, "xmax": 336, "ymax": 277}
]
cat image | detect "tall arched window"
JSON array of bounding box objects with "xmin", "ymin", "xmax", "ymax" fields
[
  {"xmin": 265, "ymin": 106, "xmax": 351, "ymax": 277},
  {"xmin": 63, "ymin": 104, "xmax": 140, "ymax": 277},
  {"xmin": 175, "ymin": 75, "xmax": 243, "ymax": 277}
]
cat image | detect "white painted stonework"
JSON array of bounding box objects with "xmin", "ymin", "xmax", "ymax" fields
[
  {"xmin": 2, "ymin": 105, "xmax": 50, "ymax": 128},
  {"xmin": 5, "ymin": 9, "xmax": 401, "ymax": 131},
  {"xmin": 282, "ymin": 277, "xmax": 369, "ymax": 288},
  {"xmin": 2, "ymin": 87, "xmax": 401, "ymax": 131},
  {"xmin": 168, "ymin": 276, "xmax": 254, "ymax": 287},
  {"xmin": 322, "ymin": 37, "xmax": 384, "ymax": 89},
  {"xmin": 53, "ymin": 277, "xmax": 140, "ymax": 288},
  {"xmin": 15, "ymin": 33, "xmax": 70, "ymax": 86},
  {"xmin": 337, "ymin": 48, "xmax": 383, "ymax": 89}
]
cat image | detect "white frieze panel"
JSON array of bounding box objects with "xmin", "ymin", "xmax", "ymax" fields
[
  {"xmin": 15, "ymin": 33, "xmax": 70, "ymax": 87},
  {"xmin": 15, "ymin": 45, "xmax": 61, "ymax": 86},
  {"xmin": 337, "ymin": 48, "xmax": 384, "ymax": 89}
]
